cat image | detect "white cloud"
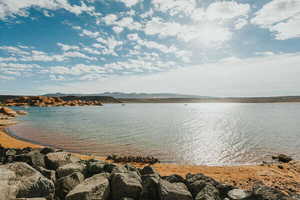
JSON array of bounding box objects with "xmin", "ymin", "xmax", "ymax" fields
[
  {"xmin": 118, "ymin": 0, "xmax": 139, "ymax": 7},
  {"xmin": 81, "ymin": 29, "xmax": 100, "ymax": 38},
  {"xmin": 205, "ymin": 1, "xmax": 250, "ymax": 20},
  {"xmin": 234, "ymin": 18, "xmax": 248, "ymax": 30},
  {"xmin": 57, "ymin": 43, "xmax": 80, "ymax": 51},
  {"xmin": 152, "ymin": 0, "xmax": 196, "ymax": 16},
  {"xmin": 38, "ymin": 52, "xmax": 300, "ymax": 97},
  {"xmin": 0, "ymin": 0, "xmax": 96, "ymax": 20},
  {"xmin": 144, "ymin": 17, "xmax": 232, "ymax": 45},
  {"xmin": 0, "ymin": 46, "xmax": 30, "ymax": 55},
  {"xmin": 112, "ymin": 26, "xmax": 124, "ymax": 34},
  {"xmin": 251, "ymin": 0, "xmax": 300, "ymax": 40}
]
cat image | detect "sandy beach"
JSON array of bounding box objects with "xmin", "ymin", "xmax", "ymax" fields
[{"xmin": 1, "ymin": 120, "xmax": 299, "ymax": 195}]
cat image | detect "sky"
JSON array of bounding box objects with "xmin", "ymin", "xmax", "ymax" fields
[{"xmin": 1, "ymin": 0, "xmax": 300, "ymax": 96}]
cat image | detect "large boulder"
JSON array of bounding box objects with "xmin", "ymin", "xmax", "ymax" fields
[
  {"xmin": 195, "ymin": 184, "xmax": 221, "ymax": 200},
  {"xmin": 0, "ymin": 167, "xmax": 17, "ymax": 199},
  {"xmin": 55, "ymin": 172, "xmax": 85, "ymax": 199},
  {"xmin": 85, "ymin": 160, "xmax": 106, "ymax": 177},
  {"xmin": 227, "ymin": 189, "xmax": 252, "ymax": 200},
  {"xmin": 66, "ymin": 173, "xmax": 110, "ymax": 200},
  {"xmin": 140, "ymin": 174, "xmax": 160, "ymax": 200},
  {"xmin": 45, "ymin": 152, "xmax": 80, "ymax": 170},
  {"xmin": 56, "ymin": 162, "xmax": 86, "ymax": 178},
  {"xmin": 185, "ymin": 173, "xmax": 231, "ymax": 198},
  {"xmin": 111, "ymin": 171, "xmax": 143, "ymax": 200},
  {"xmin": 14, "ymin": 150, "xmax": 46, "ymax": 169},
  {"xmin": 158, "ymin": 179, "xmax": 192, "ymax": 200},
  {"xmin": 37, "ymin": 167, "xmax": 56, "ymax": 183},
  {"xmin": 253, "ymin": 184, "xmax": 289, "ymax": 200},
  {"xmin": 0, "ymin": 162, "xmax": 54, "ymax": 199}
]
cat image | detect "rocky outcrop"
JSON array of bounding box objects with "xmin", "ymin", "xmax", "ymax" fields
[
  {"xmin": 0, "ymin": 162, "xmax": 55, "ymax": 199},
  {"xmin": 0, "ymin": 106, "xmax": 17, "ymax": 117},
  {"xmin": 45, "ymin": 152, "xmax": 80, "ymax": 170},
  {"xmin": 66, "ymin": 173, "xmax": 110, "ymax": 200},
  {"xmin": 4, "ymin": 96, "xmax": 103, "ymax": 107},
  {"xmin": 0, "ymin": 146, "xmax": 298, "ymax": 200}
]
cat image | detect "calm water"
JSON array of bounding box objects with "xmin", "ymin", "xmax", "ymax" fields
[{"xmin": 8, "ymin": 103, "xmax": 300, "ymax": 165}]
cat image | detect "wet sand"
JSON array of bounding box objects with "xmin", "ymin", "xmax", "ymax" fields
[{"xmin": 0, "ymin": 121, "xmax": 299, "ymax": 194}]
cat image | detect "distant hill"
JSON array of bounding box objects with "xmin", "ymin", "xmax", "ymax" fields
[{"xmin": 43, "ymin": 92, "xmax": 204, "ymax": 99}]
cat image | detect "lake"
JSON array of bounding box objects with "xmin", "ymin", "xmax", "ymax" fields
[{"xmin": 8, "ymin": 103, "xmax": 300, "ymax": 165}]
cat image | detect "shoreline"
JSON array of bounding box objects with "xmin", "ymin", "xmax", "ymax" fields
[{"xmin": 0, "ymin": 122, "xmax": 300, "ymax": 194}]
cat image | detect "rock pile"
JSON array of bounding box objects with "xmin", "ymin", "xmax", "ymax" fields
[
  {"xmin": 106, "ymin": 155, "xmax": 160, "ymax": 164},
  {"xmin": 4, "ymin": 96, "xmax": 103, "ymax": 107},
  {"xmin": 0, "ymin": 145, "xmax": 298, "ymax": 200},
  {"xmin": 0, "ymin": 106, "xmax": 27, "ymax": 120}
]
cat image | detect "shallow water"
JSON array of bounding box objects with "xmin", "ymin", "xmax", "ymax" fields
[{"xmin": 9, "ymin": 103, "xmax": 300, "ymax": 165}]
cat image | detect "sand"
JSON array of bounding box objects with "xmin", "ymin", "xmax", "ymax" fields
[{"xmin": 0, "ymin": 121, "xmax": 299, "ymax": 194}]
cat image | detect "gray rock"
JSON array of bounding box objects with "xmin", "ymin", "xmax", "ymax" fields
[
  {"xmin": 103, "ymin": 163, "xmax": 118, "ymax": 173},
  {"xmin": 195, "ymin": 184, "xmax": 221, "ymax": 200},
  {"xmin": 228, "ymin": 189, "xmax": 252, "ymax": 200},
  {"xmin": 66, "ymin": 173, "xmax": 110, "ymax": 200},
  {"xmin": 37, "ymin": 167, "xmax": 56, "ymax": 183},
  {"xmin": 140, "ymin": 166, "xmax": 158, "ymax": 176},
  {"xmin": 111, "ymin": 171, "xmax": 143, "ymax": 200},
  {"xmin": 253, "ymin": 184, "xmax": 289, "ymax": 200},
  {"xmin": 56, "ymin": 172, "xmax": 85, "ymax": 199},
  {"xmin": 186, "ymin": 173, "xmax": 226, "ymax": 197},
  {"xmin": 163, "ymin": 174, "xmax": 186, "ymax": 184},
  {"xmin": 14, "ymin": 198, "xmax": 47, "ymax": 200},
  {"xmin": 86, "ymin": 160, "xmax": 105, "ymax": 177},
  {"xmin": 140, "ymin": 174, "xmax": 160, "ymax": 200},
  {"xmin": 45, "ymin": 152, "xmax": 80, "ymax": 170},
  {"xmin": 56, "ymin": 162, "xmax": 86, "ymax": 178},
  {"xmin": 158, "ymin": 179, "xmax": 193, "ymax": 200},
  {"xmin": 39, "ymin": 147, "xmax": 55, "ymax": 155},
  {"xmin": 0, "ymin": 162, "xmax": 54, "ymax": 199},
  {"xmin": 0, "ymin": 167, "xmax": 17, "ymax": 199},
  {"xmin": 14, "ymin": 150, "xmax": 46, "ymax": 169}
]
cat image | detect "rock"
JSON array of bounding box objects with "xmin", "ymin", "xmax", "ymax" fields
[
  {"xmin": 45, "ymin": 152, "xmax": 80, "ymax": 170},
  {"xmin": 0, "ymin": 167, "xmax": 17, "ymax": 199},
  {"xmin": 37, "ymin": 167, "xmax": 56, "ymax": 183},
  {"xmin": 140, "ymin": 174, "xmax": 160, "ymax": 200},
  {"xmin": 195, "ymin": 184, "xmax": 221, "ymax": 200},
  {"xmin": 227, "ymin": 189, "xmax": 252, "ymax": 200},
  {"xmin": 39, "ymin": 147, "xmax": 55, "ymax": 155},
  {"xmin": 140, "ymin": 165, "xmax": 158, "ymax": 176},
  {"xmin": 14, "ymin": 198, "xmax": 47, "ymax": 200},
  {"xmin": 158, "ymin": 179, "xmax": 193, "ymax": 200},
  {"xmin": 56, "ymin": 172, "xmax": 85, "ymax": 199},
  {"xmin": 186, "ymin": 173, "xmax": 220, "ymax": 197},
  {"xmin": 56, "ymin": 162, "xmax": 86, "ymax": 178},
  {"xmin": 163, "ymin": 174, "xmax": 186, "ymax": 184},
  {"xmin": 16, "ymin": 110, "xmax": 28, "ymax": 115},
  {"xmin": 14, "ymin": 150, "xmax": 46, "ymax": 169},
  {"xmin": 66, "ymin": 173, "xmax": 110, "ymax": 200},
  {"xmin": 111, "ymin": 171, "xmax": 143, "ymax": 200},
  {"xmin": 103, "ymin": 163, "xmax": 118, "ymax": 173},
  {"xmin": 0, "ymin": 162, "xmax": 54, "ymax": 199},
  {"xmin": 86, "ymin": 160, "xmax": 105, "ymax": 177},
  {"xmin": 272, "ymin": 154, "xmax": 293, "ymax": 163},
  {"xmin": 0, "ymin": 107, "xmax": 17, "ymax": 117},
  {"xmin": 253, "ymin": 184, "xmax": 289, "ymax": 200}
]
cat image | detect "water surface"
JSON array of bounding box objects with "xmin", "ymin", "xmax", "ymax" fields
[{"xmin": 9, "ymin": 103, "xmax": 300, "ymax": 165}]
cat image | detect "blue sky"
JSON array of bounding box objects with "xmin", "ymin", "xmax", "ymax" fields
[{"xmin": 1, "ymin": 0, "xmax": 300, "ymax": 96}]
